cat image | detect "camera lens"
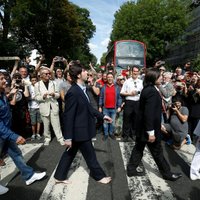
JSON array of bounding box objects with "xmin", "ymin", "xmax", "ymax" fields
[{"xmin": 16, "ymin": 79, "xmax": 21, "ymax": 84}]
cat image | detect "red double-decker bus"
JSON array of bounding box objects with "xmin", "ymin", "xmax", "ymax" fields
[{"xmin": 105, "ymin": 40, "xmax": 146, "ymax": 73}]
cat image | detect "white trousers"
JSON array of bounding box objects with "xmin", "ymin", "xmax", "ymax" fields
[
  {"xmin": 41, "ymin": 110, "xmax": 63, "ymax": 143},
  {"xmin": 190, "ymin": 137, "xmax": 200, "ymax": 180}
]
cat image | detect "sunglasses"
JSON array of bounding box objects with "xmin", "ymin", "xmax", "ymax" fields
[{"xmin": 43, "ymin": 73, "xmax": 50, "ymax": 76}]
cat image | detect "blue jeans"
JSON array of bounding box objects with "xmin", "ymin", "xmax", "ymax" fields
[
  {"xmin": 103, "ymin": 108, "xmax": 116, "ymax": 136},
  {"xmin": 0, "ymin": 138, "xmax": 34, "ymax": 181}
]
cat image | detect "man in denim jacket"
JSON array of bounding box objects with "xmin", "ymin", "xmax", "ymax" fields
[{"xmin": 0, "ymin": 71, "xmax": 46, "ymax": 194}]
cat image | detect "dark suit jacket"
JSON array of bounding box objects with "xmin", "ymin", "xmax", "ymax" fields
[
  {"xmin": 136, "ymin": 85, "xmax": 162, "ymax": 142},
  {"xmin": 63, "ymin": 83, "xmax": 104, "ymax": 141}
]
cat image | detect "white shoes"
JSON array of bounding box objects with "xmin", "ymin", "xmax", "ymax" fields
[
  {"xmin": 0, "ymin": 184, "xmax": 9, "ymax": 195},
  {"xmin": 26, "ymin": 172, "xmax": 46, "ymax": 185},
  {"xmin": 190, "ymin": 175, "xmax": 200, "ymax": 181},
  {"xmin": 43, "ymin": 140, "xmax": 50, "ymax": 146}
]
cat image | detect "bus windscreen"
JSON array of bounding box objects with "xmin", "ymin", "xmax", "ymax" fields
[{"xmin": 116, "ymin": 41, "xmax": 144, "ymax": 58}]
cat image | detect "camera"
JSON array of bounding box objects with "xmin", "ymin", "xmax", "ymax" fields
[
  {"xmin": 54, "ymin": 56, "xmax": 63, "ymax": 62},
  {"xmin": 15, "ymin": 79, "xmax": 22, "ymax": 84}
]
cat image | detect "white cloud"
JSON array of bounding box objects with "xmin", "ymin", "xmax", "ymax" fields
[
  {"xmin": 89, "ymin": 43, "xmax": 98, "ymax": 51},
  {"xmin": 101, "ymin": 38, "xmax": 110, "ymax": 47},
  {"xmin": 70, "ymin": 0, "xmax": 132, "ymax": 63}
]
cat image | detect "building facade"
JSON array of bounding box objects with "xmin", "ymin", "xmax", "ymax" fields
[{"xmin": 166, "ymin": 2, "xmax": 200, "ymax": 66}]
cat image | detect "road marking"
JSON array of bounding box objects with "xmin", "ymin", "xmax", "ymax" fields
[
  {"xmin": 0, "ymin": 143, "xmax": 43, "ymax": 185},
  {"xmin": 40, "ymin": 151, "xmax": 89, "ymax": 200},
  {"xmin": 119, "ymin": 142, "xmax": 175, "ymax": 199}
]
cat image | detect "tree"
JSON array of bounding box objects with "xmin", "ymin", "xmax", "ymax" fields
[
  {"xmin": 109, "ymin": 0, "xmax": 191, "ymax": 65},
  {"xmin": 0, "ymin": 0, "xmax": 95, "ymax": 65},
  {"xmin": 193, "ymin": 53, "xmax": 200, "ymax": 72}
]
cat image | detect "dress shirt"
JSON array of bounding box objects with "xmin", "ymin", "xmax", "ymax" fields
[
  {"xmin": 120, "ymin": 78, "xmax": 143, "ymax": 101},
  {"xmin": 77, "ymin": 83, "xmax": 90, "ymax": 102}
]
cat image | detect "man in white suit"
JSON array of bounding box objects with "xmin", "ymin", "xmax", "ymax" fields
[{"xmin": 35, "ymin": 67, "xmax": 64, "ymax": 146}]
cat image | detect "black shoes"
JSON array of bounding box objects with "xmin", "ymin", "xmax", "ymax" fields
[
  {"xmin": 127, "ymin": 168, "xmax": 145, "ymax": 177},
  {"xmin": 163, "ymin": 173, "xmax": 182, "ymax": 181}
]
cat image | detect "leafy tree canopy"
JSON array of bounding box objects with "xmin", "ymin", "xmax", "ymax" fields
[
  {"xmin": 0, "ymin": 0, "xmax": 96, "ymax": 66},
  {"xmin": 109, "ymin": 0, "xmax": 191, "ymax": 65}
]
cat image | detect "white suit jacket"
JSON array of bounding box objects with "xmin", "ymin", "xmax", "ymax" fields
[{"xmin": 34, "ymin": 80, "xmax": 60, "ymax": 116}]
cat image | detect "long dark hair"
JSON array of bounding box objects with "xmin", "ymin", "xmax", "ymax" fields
[{"xmin": 143, "ymin": 68, "xmax": 160, "ymax": 87}]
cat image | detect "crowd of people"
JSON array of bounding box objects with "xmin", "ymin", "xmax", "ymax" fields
[{"xmin": 0, "ymin": 56, "xmax": 200, "ymax": 195}]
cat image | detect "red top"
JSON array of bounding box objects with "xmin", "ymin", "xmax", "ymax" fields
[
  {"xmin": 97, "ymin": 79, "xmax": 105, "ymax": 87},
  {"xmin": 105, "ymin": 84, "xmax": 116, "ymax": 108}
]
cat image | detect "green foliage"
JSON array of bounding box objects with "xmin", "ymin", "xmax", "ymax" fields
[
  {"xmin": 100, "ymin": 52, "xmax": 107, "ymax": 66},
  {"xmin": 0, "ymin": 0, "xmax": 96, "ymax": 65},
  {"xmin": 110, "ymin": 0, "xmax": 191, "ymax": 65},
  {"xmin": 192, "ymin": 54, "xmax": 200, "ymax": 72}
]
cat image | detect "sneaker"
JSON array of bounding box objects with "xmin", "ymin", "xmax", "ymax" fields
[
  {"xmin": 31, "ymin": 135, "xmax": 36, "ymax": 141},
  {"xmin": 26, "ymin": 172, "xmax": 46, "ymax": 185},
  {"xmin": 186, "ymin": 134, "xmax": 191, "ymax": 145},
  {"xmin": 190, "ymin": 174, "xmax": 200, "ymax": 180},
  {"xmin": 36, "ymin": 134, "xmax": 41, "ymax": 140},
  {"xmin": 43, "ymin": 140, "xmax": 50, "ymax": 146},
  {"xmin": 0, "ymin": 185, "xmax": 9, "ymax": 195}
]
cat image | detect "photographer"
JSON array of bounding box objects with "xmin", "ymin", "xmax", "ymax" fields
[
  {"xmin": 86, "ymin": 71, "xmax": 100, "ymax": 110},
  {"xmin": 10, "ymin": 73, "xmax": 30, "ymax": 138},
  {"xmin": 161, "ymin": 94, "xmax": 189, "ymax": 149}
]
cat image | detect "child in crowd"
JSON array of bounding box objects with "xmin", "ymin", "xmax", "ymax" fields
[{"xmin": 28, "ymin": 74, "xmax": 42, "ymax": 140}]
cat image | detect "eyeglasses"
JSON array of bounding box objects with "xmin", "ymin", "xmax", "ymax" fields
[{"xmin": 43, "ymin": 73, "xmax": 50, "ymax": 76}]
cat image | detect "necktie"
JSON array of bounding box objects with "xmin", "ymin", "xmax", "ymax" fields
[{"xmin": 83, "ymin": 87, "xmax": 90, "ymax": 102}]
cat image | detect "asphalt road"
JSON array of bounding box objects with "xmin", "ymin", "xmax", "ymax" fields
[{"xmin": 1, "ymin": 134, "xmax": 200, "ymax": 200}]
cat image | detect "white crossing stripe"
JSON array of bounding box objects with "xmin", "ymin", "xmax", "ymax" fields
[
  {"xmin": 40, "ymin": 151, "xmax": 89, "ymax": 200},
  {"xmin": 120, "ymin": 142, "xmax": 176, "ymax": 199},
  {"xmin": 0, "ymin": 143, "xmax": 43, "ymax": 185}
]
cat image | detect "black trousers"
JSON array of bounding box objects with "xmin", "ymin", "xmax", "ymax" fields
[
  {"xmin": 122, "ymin": 100, "xmax": 139, "ymax": 138},
  {"xmin": 127, "ymin": 138, "xmax": 171, "ymax": 177},
  {"xmin": 54, "ymin": 140, "xmax": 106, "ymax": 181}
]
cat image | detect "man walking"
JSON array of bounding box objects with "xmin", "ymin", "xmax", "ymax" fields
[
  {"xmin": 54, "ymin": 61, "xmax": 112, "ymax": 184},
  {"xmin": 0, "ymin": 71, "xmax": 46, "ymax": 193},
  {"xmin": 127, "ymin": 68, "xmax": 182, "ymax": 181}
]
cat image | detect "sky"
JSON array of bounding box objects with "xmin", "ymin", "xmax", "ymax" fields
[{"xmin": 69, "ymin": 0, "xmax": 130, "ymax": 64}]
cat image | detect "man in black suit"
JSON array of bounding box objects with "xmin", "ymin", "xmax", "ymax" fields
[
  {"xmin": 54, "ymin": 61, "xmax": 112, "ymax": 184},
  {"xmin": 127, "ymin": 68, "xmax": 182, "ymax": 181}
]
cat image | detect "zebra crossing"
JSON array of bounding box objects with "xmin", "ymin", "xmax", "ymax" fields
[{"xmin": 0, "ymin": 135, "xmax": 199, "ymax": 200}]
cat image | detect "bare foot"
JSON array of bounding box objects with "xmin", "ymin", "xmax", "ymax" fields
[
  {"xmin": 97, "ymin": 177, "xmax": 112, "ymax": 184},
  {"xmin": 55, "ymin": 179, "xmax": 72, "ymax": 184}
]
